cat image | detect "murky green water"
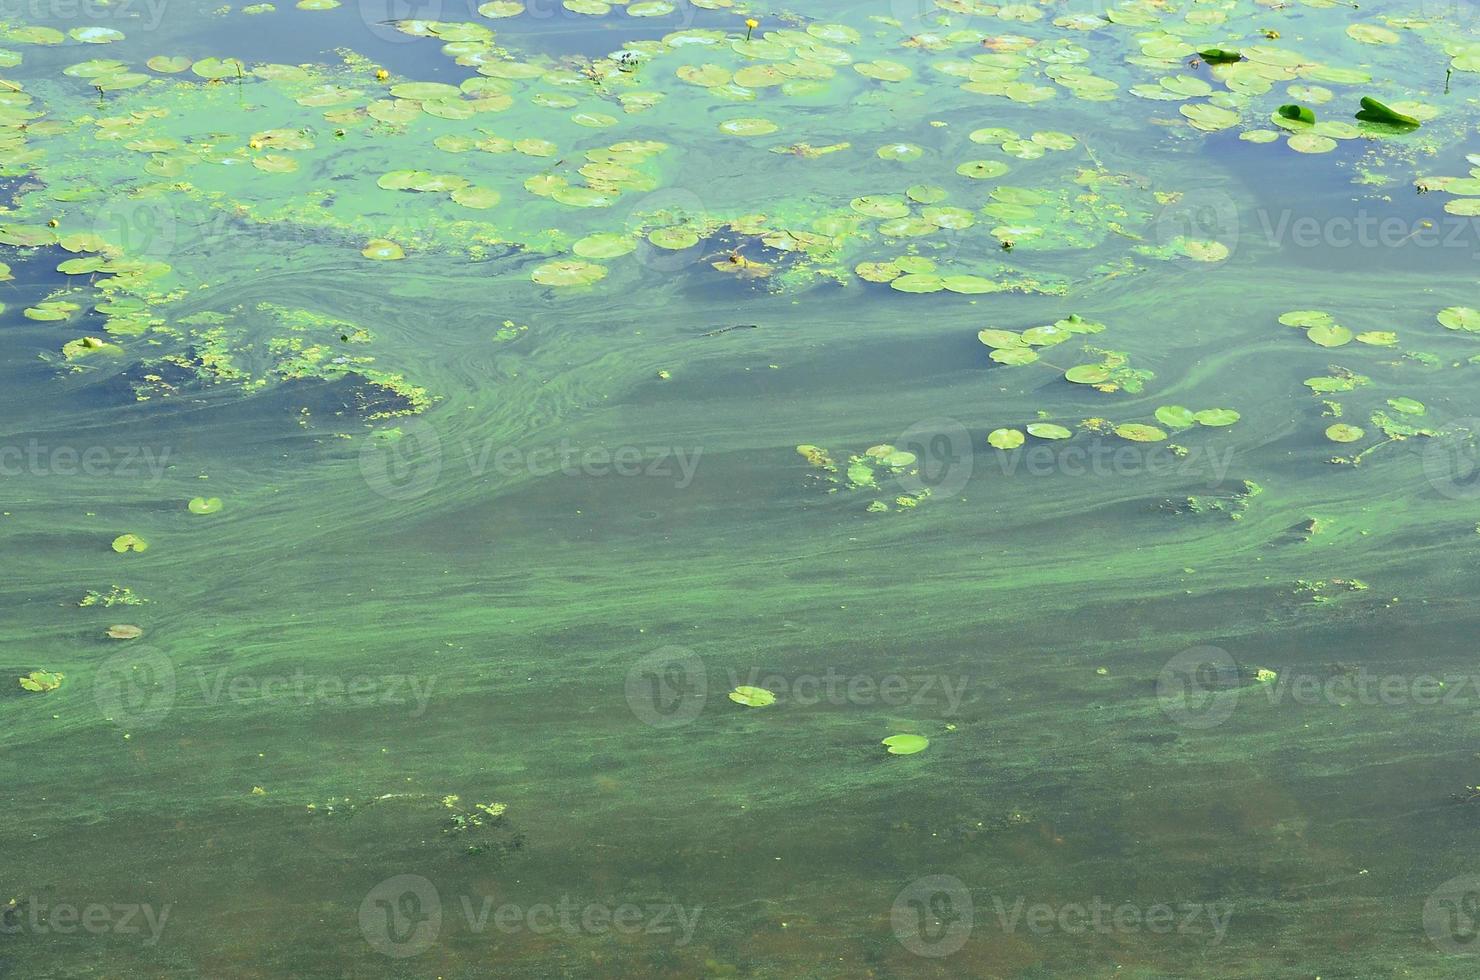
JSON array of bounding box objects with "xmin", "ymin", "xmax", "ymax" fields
[{"xmin": 7, "ymin": 0, "xmax": 1480, "ymax": 976}]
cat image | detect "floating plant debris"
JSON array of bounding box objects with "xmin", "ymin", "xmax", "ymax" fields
[{"xmin": 18, "ymin": 670, "xmax": 63, "ymax": 693}]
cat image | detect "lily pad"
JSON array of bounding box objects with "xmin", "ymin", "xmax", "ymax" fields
[
  {"xmin": 1155, "ymin": 406, "xmax": 1196, "ymax": 429},
  {"xmin": 19, "ymin": 671, "xmax": 63, "ymax": 693},
  {"xmin": 728, "ymin": 686, "xmax": 776, "ymax": 707},
  {"xmin": 1325, "ymin": 424, "xmax": 1365, "ymax": 443},
  {"xmin": 532, "ymin": 260, "xmax": 607, "ymax": 286},
  {"xmin": 1193, "ymin": 409, "xmax": 1241, "ymax": 427},
  {"xmin": 882, "ymin": 734, "xmax": 929, "ymax": 755},
  {"xmin": 188, "ymin": 497, "xmax": 223, "ymax": 515},
  {"xmin": 1114, "ymin": 423, "xmax": 1167, "ymax": 442},
  {"xmin": 1438, "ymin": 307, "xmax": 1480, "ymax": 332},
  {"xmin": 1065, "ymin": 364, "xmax": 1111, "ymax": 385},
  {"xmin": 988, "ymin": 428, "xmax": 1025, "ymax": 450},
  {"xmin": 111, "ymin": 533, "xmax": 148, "ymax": 554},
  {"xmin": 1026, "ymin": 423, "xmax": 1072, "ymax": 440}
]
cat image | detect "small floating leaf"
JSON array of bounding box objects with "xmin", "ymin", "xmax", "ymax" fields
[
  {"xmin": 188, "ymin": 497, "xmax": 223, "ymax": 515},
  {"xmin": 1155, "ymin": 405, "xmax": 1196, "ymax": 429},
  {"xmin": 1193, "ymin": 409, "xmax": 1241, "ymax": 427},
  {"xmin": 1065, "ymin": 364, "xmax": 1111, "ymax": 385},
  {"xmin": 106, "ymin": 624, "xmax": 143, "ymax": 640},
  {"xmin": 111, "ymin": 533, "xmax": 148, "ymax": 553},
  {"xmin": 882, "ymin": 734, "xmax": 929, "ymax": 755},
  {"xmin": 1026, "ymin": 423, "xmax": 1072, "ymax": 440},
  {"xmin": 1325, "ymin": 424, "xmax": 1365, "ymax": 443},
  {"xmin": 19, "ymin": 671, "xmax": 63, "ymax": 693},
  {"xmin": 728, "ymin": 686, "xmax": 776, "ymax": 707},
  {"xmin": 1438, "ymin": 307, "xmax": 1480, "ymax": 332},
  {"xmin": 988, "ymin": 428, "xmax": 1025, "ymax": 450}
]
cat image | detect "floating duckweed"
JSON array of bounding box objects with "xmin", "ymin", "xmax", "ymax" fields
[{"xmin": 1114, "ymin": 423, "xmax": 1167, "ymax": 442}]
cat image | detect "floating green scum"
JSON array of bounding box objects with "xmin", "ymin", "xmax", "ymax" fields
[{"xmin": 2, "ymin": 1, "xmax": 1479, "ymax": 976}]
